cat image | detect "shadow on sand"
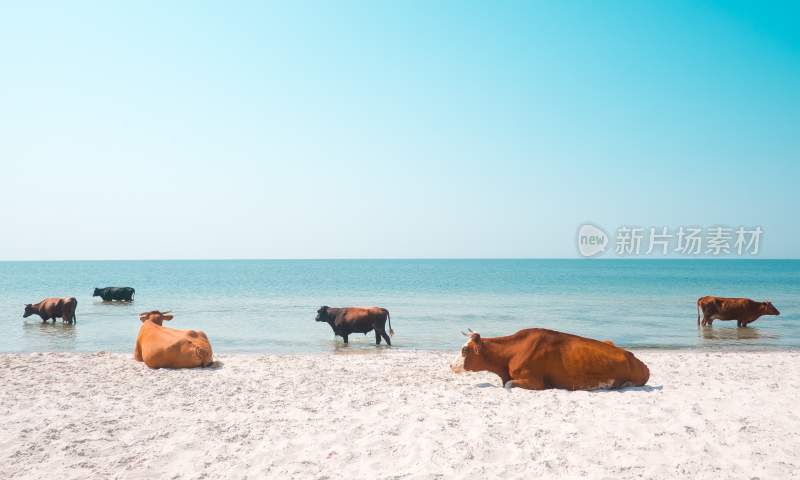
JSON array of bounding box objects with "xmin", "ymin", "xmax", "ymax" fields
[
  {"xmin": 474, "ymin": 382, "xmax": 662, "ymax": 393},
  {"xmin": 595, "ymin": 384, "xmax": 663, "ymax": 393}
]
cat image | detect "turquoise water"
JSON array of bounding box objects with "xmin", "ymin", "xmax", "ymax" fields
[{"xmin": 0, "ymin": 260, "xmax": 798, "ymax": 353}]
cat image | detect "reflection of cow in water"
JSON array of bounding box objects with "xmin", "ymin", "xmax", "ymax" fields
[
  {"xmin": 94, "ymin": 287, "xmax": 135, "ymax": 302},
  {"xmin": 23, "ymin": 297, "xmax": 78, "ymax": 324},
  {"xmin": 315, "ymin": 306, "xmax": 394, "ymax": 345},
  {"xmin": 697, "ymin": 296, "xmax": 780, "ymax": 327}
]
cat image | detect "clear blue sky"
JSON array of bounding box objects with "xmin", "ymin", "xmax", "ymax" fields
[{"xmin": 2, "ymin": 1, "xmax": 798, "ymax": 260}]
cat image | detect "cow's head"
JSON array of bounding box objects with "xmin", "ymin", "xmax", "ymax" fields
[
  {"xmin": 22, "ymin": 304, "xmax": 34, "ymax": 318},
  {"xmin": 93, "ymin": 288, "xmax": 101, "ymax": 297},
  {"xmin": 139, "ymin": 310, "xmax": 173, "ymax": 326},
  {"xmin": 762, "ymin": 301, "xmax": 780, "ymax": 316},
  {"xmin": 315, "ymin": 306, "xmax": 331, "ymax": 323},
  {"xmin": 450, "ymin": 329, "xmax": 482, "ymax": 374}
]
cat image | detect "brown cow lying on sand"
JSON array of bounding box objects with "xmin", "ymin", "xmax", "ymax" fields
[
  {"xmin": 450, "ymin": 328, "xmax": 650, "ymax": 391},
  {"xmin": 23, "ymin": 297, "xmax": 77, "ymax": 324},
  {"xmin": 697, "ymin": 296, "xmax": 780, "ymax": 327},
  {"xmin": 134, "ymin": 311, "xmax": 213, "ymax": 369}
]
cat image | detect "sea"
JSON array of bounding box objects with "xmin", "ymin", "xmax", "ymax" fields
[{"xmin": 0, "ymin": 259, "xmax": 798, "ymax": 353}]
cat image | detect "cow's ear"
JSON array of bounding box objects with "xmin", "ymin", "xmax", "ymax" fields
[{"xmin": 470, "ymin": 334, "xmax": 482, "ymax": 354}]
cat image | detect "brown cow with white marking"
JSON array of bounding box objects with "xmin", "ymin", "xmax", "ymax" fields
[
  {"xmin": 450, "ymin": 328, "xmax": 649, "ymax": 391},
  {"xmin": 697, "ymin": 296, "xmax": 780, "ymax": 327}
]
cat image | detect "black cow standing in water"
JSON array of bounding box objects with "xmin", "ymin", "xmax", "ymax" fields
[
  {"xmin": 315, "ymin": 306, "xmax": 394, "ymax": 345},
  {"xmin": 93, "ymin": 287, "xmax": 135, "ymax": 302}
]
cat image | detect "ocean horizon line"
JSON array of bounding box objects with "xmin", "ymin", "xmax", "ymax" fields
[{"xmin": 2, "ymin": 257, "xmax": 800, "ymax": 263}]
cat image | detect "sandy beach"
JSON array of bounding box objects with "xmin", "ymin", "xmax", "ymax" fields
[{"xmin": 1, "ymin": 350, "xmax": 799, "ymax": 479}]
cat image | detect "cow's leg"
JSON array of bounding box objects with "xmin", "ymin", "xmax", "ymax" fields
[
  {"xmin": 375, "ymin": 331, "xmax": 382, "ymax": 345},
  {"xmin": 700, "ymin": 304, "xmax": 714, "ymax": 327},
  {"xmin": 504, "ymin": 378, "xmax": 546, "ymax": 390},
  {"xmin": 381, "ymin": 331, "xmax": 392, "ymax": 346},
  {"xmin": 342, "ymin": 334, "xmax": 349, "ymax": 344}
]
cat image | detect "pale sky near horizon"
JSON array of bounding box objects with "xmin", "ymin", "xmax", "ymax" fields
[{"xmin": 1, "ymin": 1, "xmax": 799, "ymax": 260}]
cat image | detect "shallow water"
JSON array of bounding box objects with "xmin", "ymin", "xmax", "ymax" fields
[{"xmin": 0, "ymin": 259, "xmax": 798, "ymax": 353}]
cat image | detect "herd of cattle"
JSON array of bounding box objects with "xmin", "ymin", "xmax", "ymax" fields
[{"xmin": 21, "ymin": 290, "xmax": 781, "ymax": 390}]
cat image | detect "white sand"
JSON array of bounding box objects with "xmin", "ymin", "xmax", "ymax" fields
[{"xmin": 1, "ymin": 350, "xmax": 799, "ymax": 479}]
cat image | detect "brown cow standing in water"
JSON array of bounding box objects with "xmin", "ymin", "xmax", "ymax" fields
[
  {"xmin": 23, "ymin": 297, "xmax": 77, "ymax": 324},
  {"xmin": 315, "ymin": 306, "xmax": 394, "ymax": 345},
  {"xmin": 450, "ymin": 328, "xmax": 650, "ymax": 391},
  {"xmin": 697, "ymin": 296, "xmax": 780, "ymax": 327}
]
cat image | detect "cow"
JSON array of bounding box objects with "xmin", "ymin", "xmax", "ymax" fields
[
  {"xmin": 697, "ymin": 296, "xmax": 780, "ymax": 327},
  {"xmin": 450, "ymin": 328, "xmax": 650, "ymax": 391},
  {"xmin": 134, "ymin": 311, "xmax": 213, "ymax": 369},
  {"xmin": 93, "ymin": 287, "xmax": 135, "ymax": 302},
  {"xmin": 315, "ymin": 306, "xmax": 394, "ymax": 345},
  {"xmin": 23, "ymin": 297, "xmax": 77, "ymax": 324}
]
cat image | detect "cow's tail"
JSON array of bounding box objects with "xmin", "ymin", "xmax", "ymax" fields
[
  {"xmin": 696, "ymin": 299, "xmax": 701, "ymax": 326},
  {"xmin": 72, "ymin": 298, "xmax": 78, "ymax": 324},
  {"xmin": 628, "ymin": 352, "xmax": 650, "ymax": 386},
  {"xmin": 386, "ymin": 309, "xmax": 394, "ymax": 336}
]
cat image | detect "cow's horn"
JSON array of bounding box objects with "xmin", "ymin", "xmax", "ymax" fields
[
  {"xmin": 467, "ymin": 328, "xmax": 475, "ymax": 333},
  {"xmin": 161, "ymin": 310, "xmax": 172, "ymax": 314},
  {"xmin": 461, "ymin": 330, "xmax": 469, "ymax": 337}
]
